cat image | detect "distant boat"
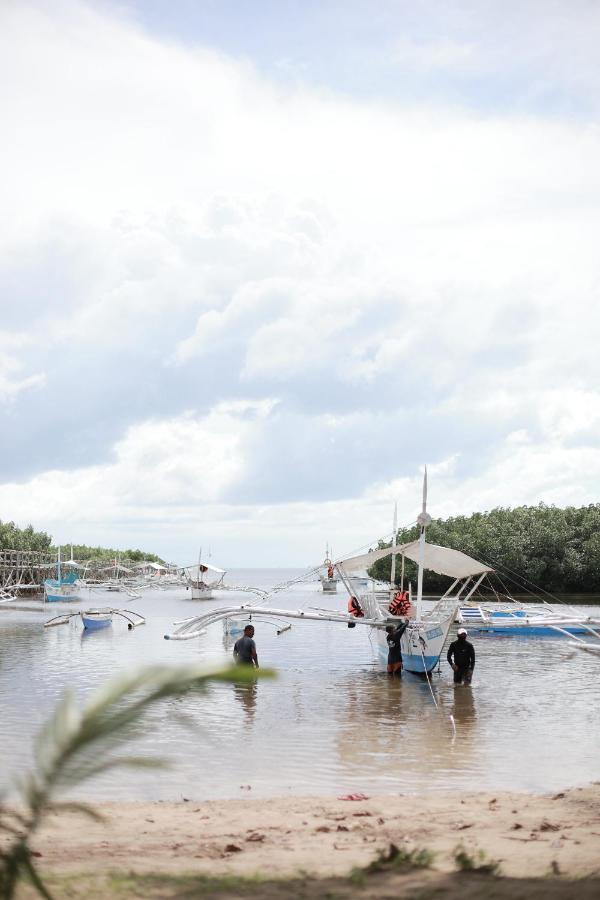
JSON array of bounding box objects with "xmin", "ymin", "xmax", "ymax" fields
[
  {"xmin": 44, "ymin": 548, "xmax": 83, "ymax": 602},
  {"xmin": 319, "ymin": 547, "xmax": 339, "ymax": 593},
  {"xmin": 183, "ymin": 549, "xmax": 225, "ymax": 600}
]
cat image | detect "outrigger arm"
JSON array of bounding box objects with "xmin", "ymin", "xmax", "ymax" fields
[{"xmin": 164, "ymin": 604, "xmax": 389, "ymax": 641}]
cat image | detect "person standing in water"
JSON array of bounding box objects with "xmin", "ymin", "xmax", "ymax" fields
[
  {"xmin": 233, "ymin": 625, "xmax": 259, "ymax": 668},
  {"xmin": 385, "ymin": 621, "xmax": 408, "ymax": 676},
  {"xmin": 447, "ymin": 628, "xmax": 475, "ymax": 684}
]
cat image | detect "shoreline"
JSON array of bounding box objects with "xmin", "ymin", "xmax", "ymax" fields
[{"xmin": 10, "ymin": 783, "xmax": 600, "ymax": 896}]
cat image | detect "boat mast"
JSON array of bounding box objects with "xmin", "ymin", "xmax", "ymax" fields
[
  {"xmin": 57, "ymin": 545, "xmax": 61, "ymax": 584},
  {"xmin": 415, "ymin": 467, "xmax": 432, "ymax": 621},
  {"xmin": 389, "ymin": 501, "xmax": 398, "ymax": 594}
]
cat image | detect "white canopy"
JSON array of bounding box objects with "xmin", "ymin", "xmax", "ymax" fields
[
  {"xmin": 338, "ymin": 540, "xmax": 492, "ymax": 580},
  {"xmin": 184, "ymin": 562, "xmax": 225, "ymax": 575}
]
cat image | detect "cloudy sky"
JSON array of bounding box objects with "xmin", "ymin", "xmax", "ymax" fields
[{"xmin": 1, "ymin": 0, "xmax": 599, "ymax": 566}]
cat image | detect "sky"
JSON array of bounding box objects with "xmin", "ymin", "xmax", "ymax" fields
[{"xmin": 1, "ymin": 0, "xmax": 600, "ymax": 567}]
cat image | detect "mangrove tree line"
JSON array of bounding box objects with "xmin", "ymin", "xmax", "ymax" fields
[{"xmin": 368, "ymin": 502, "xmax": 600, "ymax": 594}]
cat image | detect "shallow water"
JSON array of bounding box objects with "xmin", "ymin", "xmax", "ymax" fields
[{"xmin": 1, "ymin": 569, "xmax": 599, "ymax": 801}]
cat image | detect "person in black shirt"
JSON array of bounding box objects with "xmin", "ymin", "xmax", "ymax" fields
[
  {"xmin": 385, "ymin": 621, "xmax": 408, "ymax": 676},
  {"xmin": 447, "ymin": 628, "xmax": 475, "ymax": 684},
  {"xmin": 233, "ymin": 625, "xmax": 259, "ymax": 668}
]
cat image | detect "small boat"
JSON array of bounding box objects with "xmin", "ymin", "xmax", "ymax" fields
[
  {"xmin": 44, "ymin": 608, "xmax": 146, "ymax": 631},
  {"xmin": 319, "ymin": 547, "xmax": 339, "ymax": 593},
  {"xmin": 183, "ymin": 550, "xmax": 225, "ymax": 600},
  {"xmin": 44, "ymin": 548, "xmax": 83, "ymax": 602},
  {"xmin": 81, "ymin": 609, "xmax": 114, "ymax": 630}
]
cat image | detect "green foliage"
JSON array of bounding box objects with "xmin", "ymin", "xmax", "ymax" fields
[
  {"xmin": 0, "ymin": 664, "xmax": 273, "ymax": 900},
  {"xmin": 352, "ymin": 842, "xmax": 434, "ymax": 883},
  {"xmin": 368, "ymin": 502, "xmax": 600, "ymax": 594},
  {"xmin": 53, "ymin": 544, "xmax": 166, "ymax": 565},
  {"xmin": 0, "ymin": 519, "xmax": 165, "ymax": 564},
  {"xmin": 453, "ymin": 844, "xmax": 501, "ymax": 875},
  {"xmin": 0, "ymin": 520, "xmax": 52, "ymax": 552}
]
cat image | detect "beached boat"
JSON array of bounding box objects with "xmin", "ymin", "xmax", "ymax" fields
[
  {"xmin": 44, "ymin": 549, "xmax": 83, "ymax": 602},
  {"xmin": 165, "ymin": 471, "xmax": 487, "ymax": 676},
  {"xmin": 44, "ymin": 608, "xmax": 146, "ymax": 631}
]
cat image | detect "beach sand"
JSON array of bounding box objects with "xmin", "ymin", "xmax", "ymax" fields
[{"xmin": 9, "ymin": 784, "xmax": 600, "ymax": 897}]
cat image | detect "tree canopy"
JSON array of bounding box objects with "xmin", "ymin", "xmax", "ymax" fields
[
  {"xmin": 367, "ymin": 502, "xmax": 600, "ymax": 594},
  {"xmin": 0, "ymin": 520, "xmax": 164, "ymax": 564}
]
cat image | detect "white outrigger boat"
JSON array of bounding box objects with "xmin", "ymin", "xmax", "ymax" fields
[
  {"xmin": 318, "ymin": 546, "xmax": 339, "ymax": 593},
  {"xmin": 183, "ymin": 550, "xmax": 226, "ymax": 600},
  {"xmin": 165, "ymin": 471, "xmax": 491, "ymax": 676},
  {"xmin": 44, "ymin": 607, "xmax": 146, "ymax": 631}
]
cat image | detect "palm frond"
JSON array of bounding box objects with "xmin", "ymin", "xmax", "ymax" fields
[{"xmin": 0, "ymin": 662, "xmax": 274, "ymax": 899}]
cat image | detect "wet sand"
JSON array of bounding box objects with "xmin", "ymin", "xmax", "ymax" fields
[{"xmin": 10, "ymin": 784, "xmax": 600, "ymax": 897}]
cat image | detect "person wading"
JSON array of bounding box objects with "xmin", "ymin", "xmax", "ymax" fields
[
  {"xmin": 447, "ymin": 627, "xmax": 475, "ymax": 684},
  {"xmin": 385, "ymin": 621, "xmax": 408, "ymax": 676},
  {"xmin": 233, "ymin": 625, "xmax": 259, "ymax": 668}
]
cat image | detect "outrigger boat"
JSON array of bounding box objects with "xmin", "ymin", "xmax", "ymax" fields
[
  {"xmin": 319, "ymin": 546, "xmax": 339, "ymax": 593},
  {"xmin": 44, "ymin": 608, "xmax": 146, "ymax": 631},
  {"xmin": 165, "ymin": 471, "xmax": 490, "ymax": 676},
  {"xmin": 456, "ymin": 605, "xmax": 600, "ymax": 636},
  {"xmin": 183, "ymin": 549, "xmax": 226, "ymax": 600},
  {"xmin": 44, "ymin": 548, "xmax": 83, "ymax": 602}
]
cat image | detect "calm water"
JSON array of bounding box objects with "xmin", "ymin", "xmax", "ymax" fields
[{"xmin": 1, "ymin": 568, "xmax": 599, "ymax": 800}]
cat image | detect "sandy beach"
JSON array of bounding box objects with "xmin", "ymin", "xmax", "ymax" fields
[{"xmin": 9, "ymin": 783, "xmax": 600, "ymax": 897}]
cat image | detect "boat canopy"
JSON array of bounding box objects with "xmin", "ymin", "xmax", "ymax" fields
[
  {"xmin": 337, "ymin": 540, "xmax": 493, "ymax": 580},
  {"xmin": 184, "ymin": 563, "xmax": 225, "ymax": 576}
]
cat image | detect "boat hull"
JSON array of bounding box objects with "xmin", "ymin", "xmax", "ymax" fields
[
  {"xmin": 44, "ymin": 581, "xmax": 83, "ymax": 602},
  {"xmin": 320, "ymin": 579, "xmax": 338, "ymax": 593},
  {"xmin": 190, "ymin": 586, "xmax": 214, "ymax": 600},
  {"xmin": 472, "ymin": 624, "xmax": 591, "ymax": 636},
  {"xmin": 81, "ymin": 611, "xmax": 112, "ymax": 630},
  {"xmin": 373, "ymin": 612, "xmax": 455, "ymax": 675}
]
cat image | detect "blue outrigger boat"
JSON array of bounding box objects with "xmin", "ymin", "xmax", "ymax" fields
[
  {"xmin": 44, "ymin": 608, "xmax": 146, "ymax": 631},
  {"xmin": 456, "ymin": 605, "xmax": 599, "ymax": 636},
  {"xmin": 44, "ymin": 548, "xmax": 84, "ymax": 602}
]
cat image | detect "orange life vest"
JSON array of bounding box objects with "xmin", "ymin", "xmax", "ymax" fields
[
  {"xmin": 327, "ymin": 565, "xmax": 334, "ymax": 579},
  {"xmin": 347, "ymin": 596, "xmax": 364, "ymax": 618},
  {"xmin": 389, "ymin": 590, "xmax": 411, "ymax": 616}
]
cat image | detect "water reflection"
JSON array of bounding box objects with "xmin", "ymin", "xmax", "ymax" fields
[{"xmin": 232, "ymin": 678, "xmax": 258, "ymax": 723}]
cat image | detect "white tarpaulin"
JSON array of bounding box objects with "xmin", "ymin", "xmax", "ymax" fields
[
  {"xmin": 185, "ymin": 563, "xmax": 225, "ymax": 576},
  {"xmin": 337, "ymin": 540, "xmax": 493, "ymax": 579}
]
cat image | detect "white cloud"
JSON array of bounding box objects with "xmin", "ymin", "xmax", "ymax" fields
[
  {"xmin": 0, "ymin": 331, "xmax": 46, "ymax": 403},
  {"xmin": 1, "ymin": 1, "xmax": 600, "ymax": 562}
]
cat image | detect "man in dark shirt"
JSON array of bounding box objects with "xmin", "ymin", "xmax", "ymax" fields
[
  {"xmin": 233, "ymin": 625, "xmax": 259, "ymax": 668},
  {"xmin": 385, "ymin": 621, "xmax": 408, "ymax": 676},
  {"xmin": 447, "ymin": 628, "xmax": 475, "ymax": 684}
]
